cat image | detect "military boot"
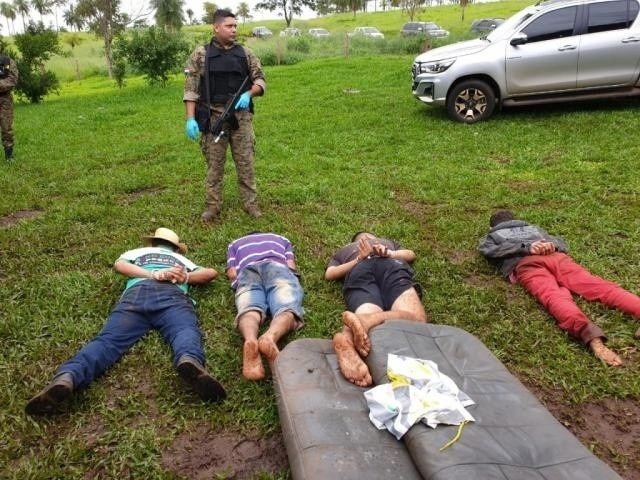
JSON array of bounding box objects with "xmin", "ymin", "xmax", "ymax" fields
[
  {"xmin": 177, "ymin": 355, "xmax": 227, "ymax": 403},
  {"xmin": 4, "ymin": 145, "xmax": 12, "ymax": 161},
  {"xmin": 244, "ymin": 205, "xmax": 262, "ymax": 218},
  {"xmin": 200, "ymin": 206, "xmax": 220, "ymax": 224},
  {"xmin": 25, "ymin": 372, "xmax": 74, "ymax": 415}
]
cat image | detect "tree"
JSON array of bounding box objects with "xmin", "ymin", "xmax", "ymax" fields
[
  {"xmin": 255, "ymin": 0, "xmax": 316, "ymax": 27},
  {"xmin": 150, "ymin": 0, "xmax": 184, "ymax": 32},
  {"xmin": 51, "ymin": 0, "xmax": 68, "ymax": 31},
  {"xmin": 201, "ymin": 1, "xmax": 216, "ymax": 24},
  {"xmin": 63, "ymin": 3, "xmax": 85, "ymax": 30},
  {"xmin": 185, "ymin": 7, "xmax": 192, "ymax": 24},
  {"xmin": 113, "ymin": 26, "xmax": 188, "ymax": 86},
  {"xmin": 236, "ymin": 2, "xmax": 251, "ymax": 24},
  {"xmin": 13, "ymin": 0, "xmax": 30, "ymax": 31},
  {"xmin": 31, "ymin": 0, "xmax": 53, "ymax": 23},
  {"xmin": 400, "ymin": 0, "xmax": 426, "ymax": 20},
  {"xmin": 334, "ymin": 0, "xmax": 365, "ymax": 17},
  {"xmin": 0, "ymin": 2, "xmax": 16, "ymax": 34},
  {"xmin": 13, "ymin": 21, "xmax": 61, "ymax": 103},
  {"xmin": 74, "ymin": 0, "xmax": 125, "ymax": 77}
]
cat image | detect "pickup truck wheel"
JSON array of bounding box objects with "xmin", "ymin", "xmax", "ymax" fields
[{"xmin": 446, "ymin": 80, "xmax": 495, "ymax": 123}]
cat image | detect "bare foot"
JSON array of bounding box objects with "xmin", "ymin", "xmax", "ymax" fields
[
  {"xmin": 258, "ymin": 335, "xmax": 279, "ymax": 364},
  {"xmin": 242, "ymin": 340, "xmax": 265, "ymax": 380},
  {"xmin": 341, "ymin": 311, "xmax": 371, "ymax": 357},
  {"xmin": 589, "ymin": 338, "xmax": 623, "ymax": 367},
  {"xmin": 333, "ymin": 332, "xmax": 372, "ymax": 387}
]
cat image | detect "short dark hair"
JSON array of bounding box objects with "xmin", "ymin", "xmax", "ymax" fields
[
  {"xmin": 214, "ymin": 9, "xmax": 236, "ymax": 24},
  {"xmin": 489, "ymin": 209, "xmax": 515, "ymax": 227}
]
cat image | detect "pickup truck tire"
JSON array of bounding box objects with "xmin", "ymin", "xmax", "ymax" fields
[{"xmin": 446, "ymin": 79, "xmax": 495, "ymax": 123}]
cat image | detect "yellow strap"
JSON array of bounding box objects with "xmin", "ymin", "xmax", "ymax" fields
[{"xmin": 439, "ymin": 421, "xmax": 468, "ymax": 451}]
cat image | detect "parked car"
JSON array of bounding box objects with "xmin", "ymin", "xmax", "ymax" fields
[
  {"xmin": 470, "ymin": 18, "xmax": 504, "ymax": 35},
  {"xmin": 349, "ymin": 26, "xmax": 385, "ymax": 39},
  {"xmin": 280, "ymin": 27, "xmax": 301, "ymax": 37},
  {"xmin": 252, "ymin": 26, "xmax": 273, "ymax": 38},
  {"xmin": 309, "ymin": 27, "xmax": 330, "ymax": 38},
  {"xmin": 412, "ymin": 0, "xmax": 640, "ymax": 123},
  {"xmin": 400, "ymin": 21, "xmax": 449, "ymax": 38}
]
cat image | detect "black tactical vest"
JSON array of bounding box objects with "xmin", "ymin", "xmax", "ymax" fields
[
  {"xmin": 204, "ymin": 44, "xmax": 250, "ymax": 104},
  {"xmin": 0, "ymin": 55, "xmax": 11, "ymax": 79}
]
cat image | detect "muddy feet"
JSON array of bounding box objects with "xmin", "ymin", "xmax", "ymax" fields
[
  {"xmin": 333, "ymin": 332, "xmax": 372, "ymax": 387},
  {"xmin": 341, "ymin": 311, "xmax": 371, "ymax": 357},
  {"xmin": 590, "ymin": 338, "xmax": 623, "ymax": 367},
  {"xmin": 242, "ymin": 340, "xmax": 265, "ymax": 380},
  {"xmin": 258, "ymin": 335, "xmax": 279, "ymax": 364}
]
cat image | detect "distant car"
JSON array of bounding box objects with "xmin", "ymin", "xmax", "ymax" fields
[
  {"xmin": 400, "ymin": 21, "xmax": 449, "ymax": 38},
  {"xmin": 280, "ymin": 27, "xmax": 301, "ymax": 37},
  {"xmin": 252, "ymin": 26, "xmax": 273, "ymax": 38},
  {"xmin": 470, "ymin": 18, "xmax": 504, "ymax": 35},
  {"xmin": 308, "ymin": 27, "xmax": 330, "ymax": 38},
  {"xmin": 349, "ymin": 26, "xmax": 385, "ymax": 39}
]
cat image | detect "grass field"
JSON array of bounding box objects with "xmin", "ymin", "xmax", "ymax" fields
[{"xmin": 2, "ymin": 1, "xmax": 640, "ymax": 478}]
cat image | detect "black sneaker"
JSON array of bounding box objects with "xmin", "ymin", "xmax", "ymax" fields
[
  {"xmin": 176, "ymin": 356, "xmax": 226, "ymax": 403},
  {"xmin": 25, "ymin": 373, "xmax": 74, "ymax": 415},
  {"xmin": 4, "ymin": 146, "xmax": 12, "ymax": 161}
]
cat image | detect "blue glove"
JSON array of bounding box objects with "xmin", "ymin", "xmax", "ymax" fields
[
  {"xmin": 185, "ymin": 117, "xmax": 199, "ymax": 140},
  {"xmin": 235, "ymin": 91, "xmax": 251, "ymax": 110}
]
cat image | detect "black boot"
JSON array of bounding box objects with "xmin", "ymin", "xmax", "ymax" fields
[
  {"xmin": 4, "ymin": 145, "xmax": 12, "ymax": 161},
  {"xmin": 177, "ymin": 355, "xmax": 226, "ymax": 403},
  {"xmin": 25, "ymin": 373, "xmax": 74, "ymax": 415}
]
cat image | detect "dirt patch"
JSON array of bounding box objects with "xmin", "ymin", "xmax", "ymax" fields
[
  {"xmin": 120, "ymin": 187, "xmax": 165, "ymax": 203},
  {"xmin": 520, "ymin": 378, "xmax": 640, "ymax": 479},
  {"xmin": 0, "ymin": 209, "xmax": 43, "ymax": 228},
  {"xmin": 161, "ymin": 425, "xmax": 288, "ymax": 479}
]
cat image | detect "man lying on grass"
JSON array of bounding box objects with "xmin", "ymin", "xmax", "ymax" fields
[
  {"xmin": 226, "ymin": 231, "xmax": 304, "ymax": 381},
  {"xmin": 26, "ymin": 228, "xmax": 226, "ymax": 415},
  {"xmin": 325, "ymin": 232, "xmax": 428, "ymax": 387},
  {"xmin": 479, "ymin": 209, "xmax": 640, "ymax": 367}
]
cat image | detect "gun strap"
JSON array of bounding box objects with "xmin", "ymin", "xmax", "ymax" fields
[{"xmin": 203, "ymin": 42, "xmax": 213, "ymax": 132}]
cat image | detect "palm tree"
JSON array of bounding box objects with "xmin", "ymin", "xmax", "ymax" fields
[
  {"xmin": 51, "ymin": 0, "xmax": 68, "ymax": 30},
  {"xmin": 185, "ymin": 7, "xmax": 192, "ymax": 24},
  {"xmin": 12, "ymin": 0, "xmax": 28, "ymax": 30},
  {"xmin": 0, "ymin": 2, "xmax": 16, "ymax": 34},
  {"xmin": 63, "ymin": 3, "xmax": 83, "ymax": 30},
  {"xmin": 149, "ymin": 0, "xmax": 184, "ymax": 32},
  {"xmin": 31, "ymin": 0, "xmax": 53, "ymax": 23}
]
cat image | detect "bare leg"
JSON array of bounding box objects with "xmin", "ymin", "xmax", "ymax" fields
[
  {"xmin": 333, "ymin": 329, "xmax": 372, "ymax": 387},
  {"xmin": 238, "ymin": 311, "xmax": 265, "ymax": 380},
  {"xmin": 589, "ymin": 337, "xmax": 623, "ymax": 367},
  {"xmin": 258, "ymin": 311, "xmax": 297, "ymax": 365},
  {"xmin": 343, "ymin": 288, "xmax": 428, "ymax": 358}
]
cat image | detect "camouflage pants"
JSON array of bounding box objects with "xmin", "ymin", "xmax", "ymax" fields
[
  {"xmin": 200, "ymin": 106, "xmax": 257, "ymax": 211},
  {"xmin": 0, "ymin": 93, "xmax": 13, "ymax": 148}
]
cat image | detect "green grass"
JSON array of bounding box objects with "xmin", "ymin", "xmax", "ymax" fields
[{"xmin": 2, "ymin": 1, "xmax": 640, "ymax": 478}]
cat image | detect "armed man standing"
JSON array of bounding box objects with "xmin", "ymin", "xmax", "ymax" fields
[
  {"xmin": 183, "ymin": 9, "xmax": 266, "ymax": 223},
  {"xmin": 0, "ymin": 53, "xmax": 18, "ymax": 161}
]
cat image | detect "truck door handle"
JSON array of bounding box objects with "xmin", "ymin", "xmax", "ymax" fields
[
  {"xmin": 557, "ymin": 44, "xmax": 577, "ymax": 51},
  {"xmin": 622, "ymin": 36, "xmax": 640, "ymax": 43}
]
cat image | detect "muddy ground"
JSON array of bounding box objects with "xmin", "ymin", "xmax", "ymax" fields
[{"xmin": 161, "ymin": 386, "xmax": 639, "ymax": 480}]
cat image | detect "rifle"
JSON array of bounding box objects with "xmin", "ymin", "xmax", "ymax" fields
[{"xmin": 211, "ymin": 76, "xmax": 250, "ymax": 143}]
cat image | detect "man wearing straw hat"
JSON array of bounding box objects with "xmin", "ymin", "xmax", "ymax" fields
[{"xmin": 26, "ymin": 228, "xmax": 226, "ymax": 416}]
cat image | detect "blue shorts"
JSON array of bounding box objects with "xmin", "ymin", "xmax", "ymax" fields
[{"xmin": 234, "ymin": 262, "xmax": 304, "ymax": 328}]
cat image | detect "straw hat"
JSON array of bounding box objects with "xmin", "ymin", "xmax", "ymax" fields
[{"xmin": 143, "ymin": 227, "xmax": 187, "ymax": 254}]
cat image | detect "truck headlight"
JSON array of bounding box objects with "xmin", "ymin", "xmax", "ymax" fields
[{"xmin": 418, "ymin": 59, "xmax": 455, "ymax": 74}]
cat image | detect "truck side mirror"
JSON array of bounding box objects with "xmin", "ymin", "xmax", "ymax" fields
[{"xmin": 510, "ymin": 33, "xmax": 528, "ymax": 46}]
